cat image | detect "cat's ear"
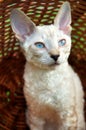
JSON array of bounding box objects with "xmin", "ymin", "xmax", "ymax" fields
[
  {"xmin": 54, "ymin": 2, "xmax": 71, "ymax": 35},
  {"xmin": 10, "ymin": 9, "xmax": 36, "ymax": 42}
]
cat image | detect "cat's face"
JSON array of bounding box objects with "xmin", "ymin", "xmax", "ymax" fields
[
  {"xmin": 10, "ymin": 2, "xmax": 71, "ymax": 69},
  {"xmin": 23, "ymin": 25, "xmax": 71, "ymax": 69}
]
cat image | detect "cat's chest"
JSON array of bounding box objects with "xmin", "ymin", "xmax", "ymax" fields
[
  {"xmin": 24, "ymin": 66, "xmax": 64, "ymax": 92},
  {"xmin": 24, "ymin": 64, "xmax": 76, "ymax": 110},
  {"xmin": 24, "ymin": 64, "xmax": 74, "ymax": 102}
]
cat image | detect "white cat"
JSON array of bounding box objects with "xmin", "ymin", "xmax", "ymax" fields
[{"xmin": 10, "ymin": 2, "xmax": 85, "ymax": 130}]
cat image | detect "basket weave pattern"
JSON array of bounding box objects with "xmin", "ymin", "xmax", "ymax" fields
[{"xmin": 0, "ymin": 0, "xmax": 86, "ymax": 129}]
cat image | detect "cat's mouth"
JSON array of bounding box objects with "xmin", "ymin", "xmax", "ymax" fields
[{"xmin": 50, "ymin": 62, "xmax": 60, "ymax": 67}]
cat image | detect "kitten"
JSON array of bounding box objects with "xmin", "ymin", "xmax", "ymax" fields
[{"xmin": 10, "ymin": 2, "xmax": 85, "ymax": 130}]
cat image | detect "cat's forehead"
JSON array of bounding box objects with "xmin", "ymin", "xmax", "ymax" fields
[{"xmin": 37, "ymin": 25, "xmax": 64, "ymax": 38}]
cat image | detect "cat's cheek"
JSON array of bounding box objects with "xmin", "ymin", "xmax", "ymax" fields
[
  {"xmin": 57, "ymin": 53, "xmax": 68, "ymax": 64},
  {"xmin": 24, "ymin": 49, "xmax": 35, "ymax": 62}
]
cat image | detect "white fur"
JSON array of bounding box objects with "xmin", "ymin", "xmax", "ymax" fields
[
  {"xmin": 10, "ymin": 2, "xmax": 85, "ymax": 130},
  {"xmin": 23, "ymin": 25, "xmax": 71, "ymax": 69},
  {"xmin": 23, "ymin": 25, "xmax": 85, "ymax": 130}
]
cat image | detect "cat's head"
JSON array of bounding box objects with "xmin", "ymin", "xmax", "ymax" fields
[{"xmin": 10, "ymin": 2, "xmax": 72, "ymax": 69}]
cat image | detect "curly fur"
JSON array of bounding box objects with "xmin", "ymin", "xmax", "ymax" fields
[{"xmin": 10, "ymin": 2, "xmax": 85, "ymax": 130}]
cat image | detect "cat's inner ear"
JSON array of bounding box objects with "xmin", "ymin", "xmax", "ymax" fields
[
  {"xmin": 10, "ymin": 9, "xmax": 36, "ymax": 42},
  {"xmin": 54, "ymin": 2, "xmax": 71, "ymax": 35}
]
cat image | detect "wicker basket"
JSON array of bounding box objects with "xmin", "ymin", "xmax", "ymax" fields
[{"xmin": 0, "ymin": 0, "xmax": 86, "ymax": 129}]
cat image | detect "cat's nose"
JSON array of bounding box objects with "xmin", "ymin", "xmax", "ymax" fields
[{"xmin": 50, "ymin": 55, "xmax": 59, "ymax": 61}]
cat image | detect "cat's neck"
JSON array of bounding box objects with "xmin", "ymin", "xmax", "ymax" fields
[{"xmin": 24, "ymin": 61, "xmax": 71, "ymax": 85}]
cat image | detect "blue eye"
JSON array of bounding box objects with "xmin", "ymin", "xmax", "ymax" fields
[
  {"xmin": 35, "ymin": 42, "xmax": 45, "ymax": 48},
  {"xmin": 58, "ymin": 39, "xmax": 66, "ymax": 47}
]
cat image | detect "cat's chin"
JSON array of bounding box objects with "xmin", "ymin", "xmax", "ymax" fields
[{"xmin": 29, "ymin": 61, "xmax": 60, "ymax": 70}]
